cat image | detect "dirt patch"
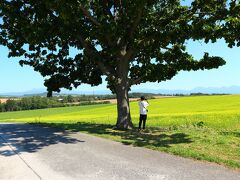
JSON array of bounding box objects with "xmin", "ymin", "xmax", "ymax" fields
[
  {"xmin": 0, "ymin": 98, "xmax": 9, "ymax": 103},
  {"xmin": 0, "ymin": 98, "xmax": 20, "ymax": 103}
]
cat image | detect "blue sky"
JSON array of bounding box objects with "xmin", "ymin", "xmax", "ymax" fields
[
  {"xmin": 0, "ymin": 39, "xmax": 240, "ymax": 94},
  {"xmin": 132, "ymin": 39, "xmax": 240, "ymax": 91},
  {"xmin": 0, "ymin": 0, "xmax": 240, "ymax": 94}
]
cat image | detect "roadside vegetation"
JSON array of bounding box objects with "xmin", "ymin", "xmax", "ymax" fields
[
  {"xmin": 0, "ymin": 96, "xmax": 111, "ymax": 112},
  {"xmin": 0, "ymin": 93, "xmax": 157, "ymax": 112},
  {"xmin": 0, "ymin": 95, "xmax": 239, "ymax": 169}
]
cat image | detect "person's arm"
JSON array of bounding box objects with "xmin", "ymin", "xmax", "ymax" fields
[
  {"xmin": 145, "ymin": 100, "xmax": 149, "ymax": 107},
  {"xmin": 145, "ymin": 98, "xmax": 149, "ymax": 105},
  {"xmin": 138, "ymin": 101, "xmax": 141, "ymax": 107}
]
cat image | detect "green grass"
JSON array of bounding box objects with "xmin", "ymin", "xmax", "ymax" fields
[{"xmin": 0, "ymin": 95, "xmax": 240, "ymax": 169}]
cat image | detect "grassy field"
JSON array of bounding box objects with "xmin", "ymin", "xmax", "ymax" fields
[{"xmin": 0, "ymin": 95, "xmax": 239, "ymax": 169}]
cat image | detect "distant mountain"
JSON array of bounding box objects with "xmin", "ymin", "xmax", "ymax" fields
[
  {"xmin": 1, "ymin": 86, "xmax": 240, "ymax": 96},
  {"xmin": 0, "ymin": 88, "xmax": 47, "ymax": 97},
  {"xmin": 131, "ymin": 86, "xmax": 240, "ymax": 95},
  {"xmin": 190, "ymin": 86, "xmax": 240, "ymax": 94},
  {"xmin": 61, "ymin": 89, "xmax": 112, "ymax": 95},
  {"xmin": 0, "ymin": 88, "xmax": 111, "ymax": 96}
]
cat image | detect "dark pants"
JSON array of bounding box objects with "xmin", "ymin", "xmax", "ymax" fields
[{"xmin": 139, "ymin": 114, "xmax": 147, "ymax": 129}]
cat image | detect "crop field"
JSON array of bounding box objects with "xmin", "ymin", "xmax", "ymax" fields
[{"xmin": 0, "ymin": 95, "xmax": 240, "ymax": 169}]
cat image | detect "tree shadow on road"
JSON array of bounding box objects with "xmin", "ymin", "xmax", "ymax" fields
[
  {"xmin": 0, "ymin": 123, "xmax": 84, "ymax": 156},
  {"xmin": 43, "ymin": 122, "xmax": 192, "ymax": 149}
]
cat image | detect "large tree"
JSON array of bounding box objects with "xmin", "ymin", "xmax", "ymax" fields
[{"xmin": 0, "ymin": 0, "xmax": 239, "ymax": 129}]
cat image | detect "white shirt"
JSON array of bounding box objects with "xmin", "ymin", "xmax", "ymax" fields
[{"xmin": 139, "ymin": 101, "xmax": 149, "ymax": 115}]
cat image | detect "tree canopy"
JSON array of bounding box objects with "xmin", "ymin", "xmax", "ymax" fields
[{"xmin": 0, "ymin": 0, "xmax": 239, "ymax": 129}]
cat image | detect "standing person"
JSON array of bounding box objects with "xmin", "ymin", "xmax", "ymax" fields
[{"xmin": 138, "ymin": 96, "xmax": 149, "ymax": 131}]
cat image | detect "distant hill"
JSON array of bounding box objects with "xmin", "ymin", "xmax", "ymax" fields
[
  {"xmin": 0, "ymin": 86, "xmax": 240, "ymax": 96},
  {"xmin": 131, "ymin": 86, "xmax": 240, "ymax": 95}
]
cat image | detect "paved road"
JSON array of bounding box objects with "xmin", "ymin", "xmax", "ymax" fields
[{"xmin": 0, "ymin": 123, "xmax": 239, "ymax": 180}]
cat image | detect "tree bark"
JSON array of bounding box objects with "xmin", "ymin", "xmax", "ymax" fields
[
  {"xmin": 115, "ymin": 83, "xmax": 133, "ymax": 130},
  {"xmin": 114, "ymin": 47, "xmax": 134, "ymax": 130}
]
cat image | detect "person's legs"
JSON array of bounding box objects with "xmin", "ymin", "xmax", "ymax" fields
[
  {"xmin": 142, "ymin": 115, "xmax": 147, "ymax": 129},
  {"xmin": 138, "ymin": 115, "xmax": 143, "ymax": 130},
  {"xmin": 142, "ymin": 119, "xmax": 146, "ymax": 129}
]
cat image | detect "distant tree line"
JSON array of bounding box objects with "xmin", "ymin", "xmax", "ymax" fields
[
  {"xmin": 0, "ymin": 92, "xmax": 156, "ymax": 112},
  {"xmin": 0, "ymin": 93, "xmax": 228, "ymax": 112},
  {"xmin": 189, "ymin": 93, "xmax": 229, "ymax": 96},
  {"xmin": 37, "ymin": 93, "xmax": 157, "ymax": 104},
  {"xmin": 0, "ymin": 96, "xmax": 110, "ymax": 112},
  {"xmin": 0, "ymin": 97, "xmax": 64, "ymax": 112},
  {"xmin": 57, "ymin": 93, "xmax": 157, "ymax": 102}
]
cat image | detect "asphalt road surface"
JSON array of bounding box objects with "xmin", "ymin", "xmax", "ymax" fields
[{"xmin": 0, "ymin": 123, "xmax": 239, "ymax": 180}]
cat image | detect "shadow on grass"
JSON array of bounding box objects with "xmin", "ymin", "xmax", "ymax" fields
[
  {"xmin": 220, "ymin": 131, "xmax": 240, "ymax": 137},
  {"xmin": 43, "ymin": 122, "xmax": 192, "ymax": 148}
]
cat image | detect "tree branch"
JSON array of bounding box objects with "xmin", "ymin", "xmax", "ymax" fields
[
  {"xmin": 101, "ymin": 0, "xmax": 114, "ymax": 20},
  {"xmin": 129, "ymin": 6, "xmax": 144, "ymax": 40},
  {"xmin": 79, "ymin": 5, "xmax": 115, "ymax": 48},
  {"xmin": 77, "ymin": 34, "xmax": 116, "ymax": 80},
  {"xmin": 79, "ymin": 6, "xmax": 101, "ymax": 26},
  {"xmin": 124, "ymin": 48, "xmax": 137, "ymax": 61},
  {"xmin": 95, "ymin": 60, "xmax": 116, "ymax": 80},
  {"xmin": 130, "ymin": 75, "xmax": 145, "ymax": 85}
]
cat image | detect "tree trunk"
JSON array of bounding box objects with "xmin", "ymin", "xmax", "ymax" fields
[
  {"xmin": 115, "ymin": 84, "xmax": 133, "ymax": 130},
  {"xmin": 114, "ymin": 48, "xmax": 133, "ymax": 130}
]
